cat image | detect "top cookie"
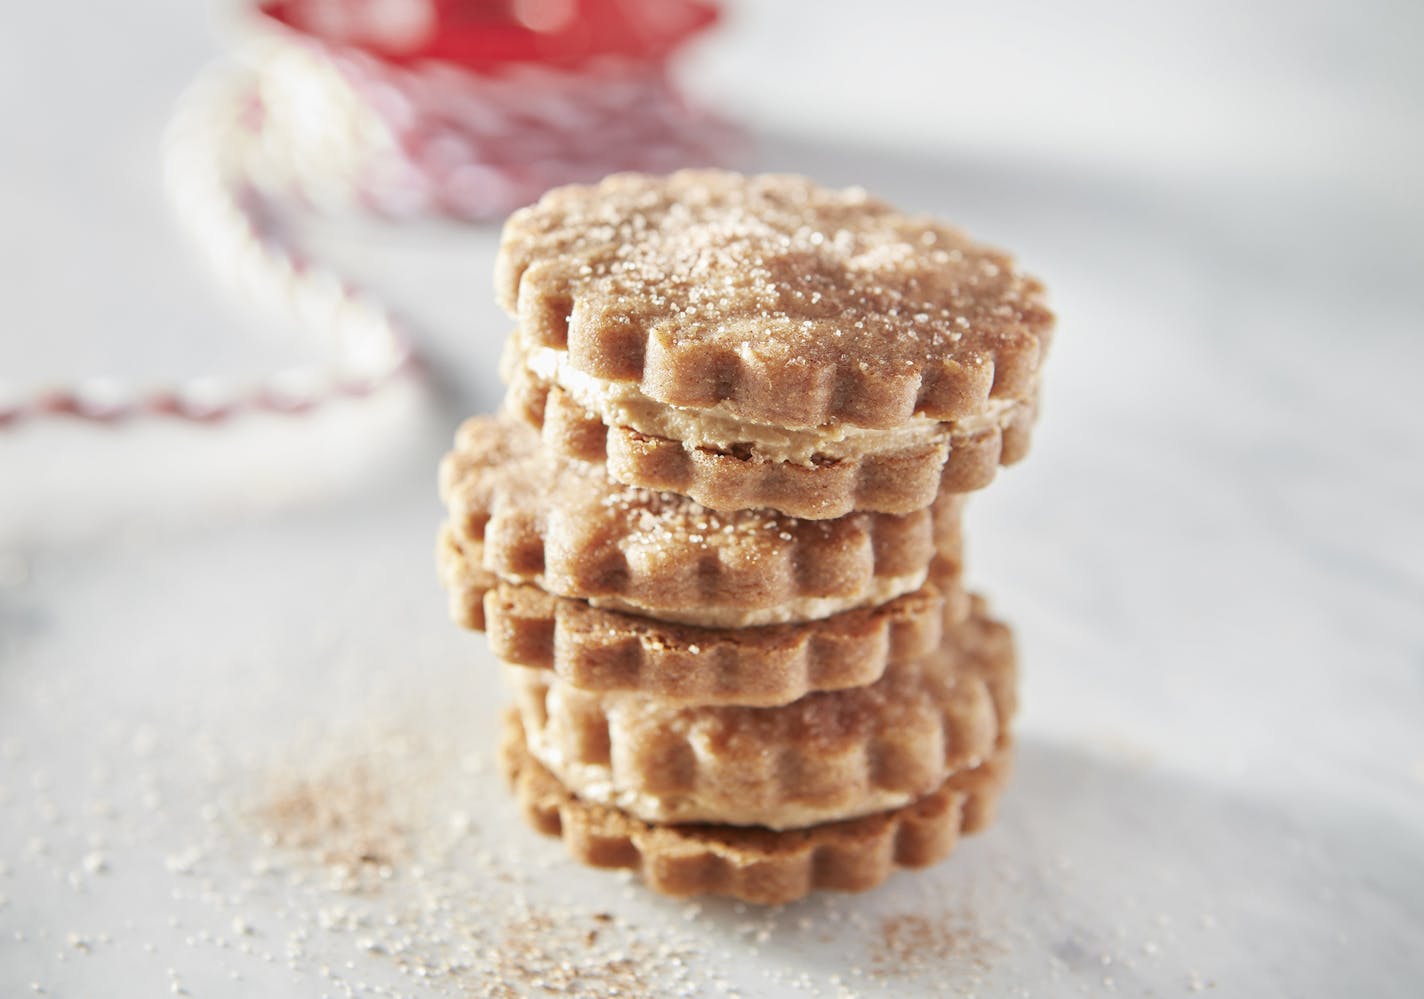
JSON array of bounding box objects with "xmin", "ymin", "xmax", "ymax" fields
[{"xmin": 495, "ymin": 170, "xmax": 1053, "ymax": 430}]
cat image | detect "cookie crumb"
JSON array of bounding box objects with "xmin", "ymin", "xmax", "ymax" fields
[
  {"xmin": 257, "ymin": 760, "xmax": 405, "ymax": 885},
  {"xmin": 867, "ymin": 911, "xmax": 1002, "ymax": 980}
]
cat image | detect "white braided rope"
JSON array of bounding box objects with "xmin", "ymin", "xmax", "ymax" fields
[
  {"xmin": 1, "ymin": 33, "xmax": 735, "ymax": 429},
  {"xmin": 0, "ymin": 58, "xmax": 416, "ymax": 428}
]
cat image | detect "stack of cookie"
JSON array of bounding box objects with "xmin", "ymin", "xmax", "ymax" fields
[{"xmin": 437, "ymin": 171, "xmax": 1053, "ymax": 904}]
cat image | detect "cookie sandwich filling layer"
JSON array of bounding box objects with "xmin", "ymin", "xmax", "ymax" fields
[
  {"xmin": 582, "ymin": 569, "xmax": 930, "ymax": 629},
  {"xmin": 521, "ymin": 344, "xmax": 1027, "ymax": 466},
  {"xmin": 517, "ymin": 686, "xmax": 931, "ymax": 831}
]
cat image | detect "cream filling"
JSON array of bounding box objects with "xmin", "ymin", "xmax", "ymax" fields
[
  {"xmin": 524, "ymin": 346, "xmax": 1021, "ymax": 466},
  {"xmin": 491, "ymin": 563, "xmax": 927, "ymax": 628},
  {"xmin": 583, "ymin": 569, "xmax": 928, "ymax": 628},
  {"xmin": 522, "ymin": 707, "xmax": 917, "ymax": 832}
]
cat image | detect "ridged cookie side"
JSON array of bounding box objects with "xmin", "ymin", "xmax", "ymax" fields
[
  {"xmin": 437, "ymin": 495, "xmax": 968, "ymax": 705},
  {"xmin": 507, "ymin": 605, "xmax": 1016, "ymax": 829},
  {"xmin": 439, "ymin": 417, "xmax": 952, "ymax": 627},
  {"xmin": 500, "ymin": 708, "xmax": 1013, "ymax": 905},
  {"xmin": 488, "ymin": 580, "xmax": 957, "ymax": 707},
  {"xmin": 502, "ymin": 364, "xmax": 1038, "ymax": 519},
  {"xmin": 437, "ymin": 523, "xmax": 495, "ymax": 631}
]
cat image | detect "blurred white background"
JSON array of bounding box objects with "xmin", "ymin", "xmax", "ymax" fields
[{"xmin": 1, "ymin": 2, "xmax": 1421, "ymax": 996}]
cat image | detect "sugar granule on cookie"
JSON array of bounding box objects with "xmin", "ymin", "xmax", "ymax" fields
[{"xmin": 496, "ymin": 170, "xmax": 1052, "ymax": 429}]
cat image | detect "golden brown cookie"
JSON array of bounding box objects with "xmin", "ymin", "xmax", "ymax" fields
[
  {"xmin": 506, "ymin": 604, "xmax": 1016, "ymax": 829},
  {"xmin": 436, "ymin": 521, "xmax": 967, "ymax": 706},
  {"xmin": 495, "ymin": 170, "xmax": 1052, "ymax": 432},
  {"xmin": 501, "ymin": 349, "xmax": 1038, "ymax": 519},
  {"xmin": 438, "ymin": 416, "xmax": 965, "ymax": 627},
  {"xmin": 501, "ymin": 709, "xmax": 1013, "ymax": 905}
]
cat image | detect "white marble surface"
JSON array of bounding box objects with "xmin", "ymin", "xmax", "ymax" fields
[{"xmin": 2, "ymin": 2, "xmax": 1422, "ymax": 996}]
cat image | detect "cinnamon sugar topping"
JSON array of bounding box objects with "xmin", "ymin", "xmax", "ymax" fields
[{"xmin": 497, "ymin": 170, "xmax": 1053, "ymax": 428}]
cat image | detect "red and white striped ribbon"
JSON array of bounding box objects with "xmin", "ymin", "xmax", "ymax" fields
[{"xmin": 3, "ymin": 24, "xmax": 735, "ymax": 430}]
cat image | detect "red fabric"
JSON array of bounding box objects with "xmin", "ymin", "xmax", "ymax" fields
[{"xmin": 256, "ymin": 0, "xmax": 719, "ymax": 69}]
